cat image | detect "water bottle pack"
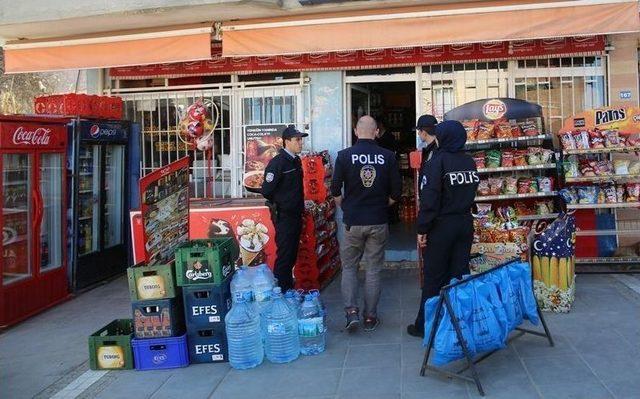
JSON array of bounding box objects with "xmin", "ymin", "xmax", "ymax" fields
[{"xmin": 424, "ymin": 261, "xmax": 539, "ymax": 366}]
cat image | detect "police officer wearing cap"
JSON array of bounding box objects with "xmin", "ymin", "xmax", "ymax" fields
[
  {"xmin": 407, "ymin": 120, "xmax": 479, "ymax": 338},
  {"xmin": 415, "ymin": 114, "xmax": 438, "ymax": 164},
  {"xmin": 331, "ymin": 115, "xmax": 401, "ymax": 332},
  {"xmin": 261, "ymin": 125, "xmax": 308, "ymax": 291}
]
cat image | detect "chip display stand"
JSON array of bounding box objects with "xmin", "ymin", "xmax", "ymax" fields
[
  {"xmin": 419, "ymin": 259, "xmax": 554, "ymax": 397},
  {"xmin": 558, "ymin": 106, "xmax": 640, "ymax": 270}
]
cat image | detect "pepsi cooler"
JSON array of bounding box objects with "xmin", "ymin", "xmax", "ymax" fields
[{"xmin": 67, "ymin": 119, "xmax": 139, "ymax": 290}]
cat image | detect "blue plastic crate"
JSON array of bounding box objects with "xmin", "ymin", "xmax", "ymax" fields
[
  {"xmin": 187, "ymin": 327, "xmax": 228, "ymax": 364},
  {"xmin": 182, "ymin": 278, "xmax": 232, "ymax": 329},
  {"xmin": 132, "ymin": 334, "xmax": 189, "ymax": 371}
]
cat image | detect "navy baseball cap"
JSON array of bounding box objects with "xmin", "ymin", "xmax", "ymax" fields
[
  {"xmin": 282, "ymin": 125, "xmax": 309, "ymax": 139},
  {"xmin": 415, "ymin": 115, "xmax": 438, "ymax": 131}
]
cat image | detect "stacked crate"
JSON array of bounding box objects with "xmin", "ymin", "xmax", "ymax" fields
[
  {"xmin": 296, "ymin": 152, "xmax": 342, "ymax": 291},
  {"xmin": 175, "ymin": 238, "xmax": 238, "ymax": 364},
  {"xmin": 127, "ymin": 263, "xmax": 189, "ymax": 370},
  {"xmin": 88, "ymin": 319, "xmax": 135, "ymax": 370}
]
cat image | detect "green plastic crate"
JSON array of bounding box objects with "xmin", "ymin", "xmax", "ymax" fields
[
  {"xmin": 175, "ymin": 238, "xmax": 238, "ymax": 286},
  {"xmin": 127, "ymin": 263, "xmax": 178, "ymax": 301},
  {"xmin": 88, "ymin": 319, "xmax": 134, "ymax": 370}
]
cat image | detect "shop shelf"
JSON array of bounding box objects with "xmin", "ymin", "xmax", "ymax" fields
[
  {"xmin": 475, "ymin": 191, "xmax": 557, "ymax": 201},
  {"xmin": 563, "ymin": 145, "xmax": 640, "ymax": 155},
  {"xmin": 566, "ymin": 202, "xmax": 640, "ymax": 210},
  {"xmin": 4, "ymin": 181, "xmax": 27, "ymax": 186},
  {"xmin": 466, "ymin": 134, "xmax": 550, "ymax": 147},
  {"xmin": 88, "ymin": 319, "xmax": 134, "ymax": 370},
  {"xmin": 516, "ymin": 213, "xmax": 559, "ymax": 221},
  {"xmin": 575, "ymin": 229, "xmax": 640, "ymax": 236},
  {"xmin": 564, "ymin": 174, "xmax": 640, "ymax": 183},
  {"xmin": 477, "ymin": 163, "xmax": 556, "ymax": 174}
]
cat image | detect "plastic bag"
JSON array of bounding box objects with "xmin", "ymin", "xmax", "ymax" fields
[
  {"xmin": 469, "ymin": 281, "xmax": 508, "ymax": 352},
  {"xmin": 508, "ymin": 263, "xmax": 540, "ymax": 325},
  {"xmin": 422, "ymin": 295, "xmax": 441, "ymax": 345},
  {"xmin": 486, "ymin": 268, "xmax": 522, "ymax": 331},
  {"xmin": 432, "ymin": 287, "xmax": 476, "ymax": 365}
]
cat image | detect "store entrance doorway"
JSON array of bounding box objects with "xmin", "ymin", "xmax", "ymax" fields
[{"xmin": 347, "ymin": 81, "xmax": 418, "ymax": 261}]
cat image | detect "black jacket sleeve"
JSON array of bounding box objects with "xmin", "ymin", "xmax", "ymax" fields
[
  {"xmin": 389, "ymin": 156, "xmax": 402, "ymax": 202},
  {"xmin": 330, "ymin": 154, "xmax": 344, "ymax": 198},
  {"xmin": 260, "ymin": 158, "xmax": 280, "ymax": 201},
  {"xmin": 417, "ymin": 156, "xmax": 443, "ymax": 234}
]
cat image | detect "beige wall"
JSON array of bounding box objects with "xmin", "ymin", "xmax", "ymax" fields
[{"xmin": 607, "ymin": 33, "xmax": 639, "ymax": 107}]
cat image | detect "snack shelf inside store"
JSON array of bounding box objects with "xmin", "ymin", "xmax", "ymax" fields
[
  {"xmin": 476, "ymin": 192, "xmax": 558, "ymax": 202},
  {"xmin": 558, "ymin": 106, "xmax": 640, "ymax": 270}
]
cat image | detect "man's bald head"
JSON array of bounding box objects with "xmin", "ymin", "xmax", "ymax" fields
[{"xmin": 356, "ymin": 116, "xmax": 378, "ymax": 139}]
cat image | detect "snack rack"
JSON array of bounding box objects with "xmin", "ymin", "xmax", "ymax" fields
[
  {"xmin": 557, "ymin": 107, "xmax": 640, "ymax": 271},
  {"xmin": 443, "ymin": 99, "xmax": 562, "ymax": 260}
]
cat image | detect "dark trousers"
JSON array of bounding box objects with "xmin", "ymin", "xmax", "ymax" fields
[
  {"xmin": 414, "ymin": 215, "xmax": 473, "ymax": 330},
  {"xmin": 274, "ymin": 213, "xmax": 302, "ymax": 292}
]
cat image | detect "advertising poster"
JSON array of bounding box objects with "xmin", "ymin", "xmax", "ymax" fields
[
  {"xmin": 243, "ymin": 124, "xmax": 286, "ymax": 193},
  {"xmin": 130, "ymin": 204, "xmax": 276, "ymax": 268},
  {"xmin": 561, "ymin": 106, "xmax": 640, "ymax": 134},
  {"xmin": 139, "ymin": 157, "xmax": 190, "ymax": 265}
]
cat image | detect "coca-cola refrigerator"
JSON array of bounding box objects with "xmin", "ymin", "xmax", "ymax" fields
[
  {"xmin": 0, "ymin": 115, "xmax": 71, "ymax": 328},
  {"xmin": 67, "ymin": 119, "xmax": 136, "ymax": 290}
]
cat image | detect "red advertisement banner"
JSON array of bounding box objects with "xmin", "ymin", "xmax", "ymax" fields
[
  {"xmin": 139, "ymin": 157, "xmax": 190, "ymax": 265},
  {"xmin": 0, "ymin": 121, "xmax": 67, "ymax": 150},
  {"xmin": 130, "ymin": 205, "xmax": 277, "ymax": 269},
  {"xmin": 110, "ymin": 36, "xmax": 605, "ymax": 79}
]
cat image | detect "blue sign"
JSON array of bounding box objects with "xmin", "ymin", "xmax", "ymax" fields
[
  {"xmin": 619, "ymin": 90, "xmax": 632, "ymax": 100},
  {"xmin": 79, "ymin": 120, "xmax": 128, "ymax": 142}
]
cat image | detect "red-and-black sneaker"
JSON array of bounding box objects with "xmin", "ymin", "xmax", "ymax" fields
[{"xmin": 363, "ymin": 316, "xmax": 380, "ymax": 332}]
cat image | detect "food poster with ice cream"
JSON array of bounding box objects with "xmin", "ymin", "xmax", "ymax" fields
[
  {"xmin": 243, "ymin": 124, "xmax": 286, "ymax": 193},
  {"xmin": 139, "ymin": 157, "xmax": 190, "ymax": 265},
  {"xmin": 130, "ymin": 205, "xmax": 276, "ymax": 269}
]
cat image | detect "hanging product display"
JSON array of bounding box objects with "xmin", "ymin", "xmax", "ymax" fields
[{"xmin": 558, "ymin": 106, "xmax": 640, "ymax": 269}]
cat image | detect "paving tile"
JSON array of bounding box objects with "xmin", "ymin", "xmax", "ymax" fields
[
  {"xmin": 339, "ymin": 367, "xmax": 401, "ymax": 395},
  {"xmin": 150, "ymin": 364, "xmax": 228, "ymax": 399},
  {"xmin": 339, "ymin": 394, "xmax": 401, "ymax": 399},
  {"xmin": 402, "ymin": 342, "xmax": 425, "ymax": 369},
  {"xmin": 212, "ymin": 367, "xmax": 340, "ymax": 398},
  {"xmin": 536, "ymin": 382, "xmax": 613, "ymax": 399},
  {"xmin": 523, "ymin": 355, "xmax": 598, "ymax": 386},
  {"xmin": 466, "ymin": 380, "xmax": 541, "ymax": 399},
  {"xmin": 581, "ymin": 351, "xmax": 640, "ymax": 382},
  {"xmin": 570, "ymin": 331, "xmax": 637, "ymax": 355},
  {"xmin": 402, "ymin": 367, "xmax": 468, "ymax": 395},
  {"xmin": 512, "ymin": 333, "xmax": 575, "ymax": 358},
  {"xmin": 345, "ymin": 343, "xmax": 401, "ymax": 369},
  {"xmin": 346, "ymin": 311, "xmax": 402, "ymax": 345},
  {"xmin": 602, "ymin": 377, "xmax": 640, "ymax": 399},
  {"xmin": 94, "ymin": 370, "xmax": 171, "ymax": 399}
]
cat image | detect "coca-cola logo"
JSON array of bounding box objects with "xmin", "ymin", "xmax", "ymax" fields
[
  {"xmin": 12, "ymin": 127, "xmax": 51, "ymax": 146},
  {"xmin": 482, "ymin": 99, "xmax": 507, "ymax": 120},
  {"xmin": 89, "ymin": 125, "xmax": 117, "ymax": 138}
]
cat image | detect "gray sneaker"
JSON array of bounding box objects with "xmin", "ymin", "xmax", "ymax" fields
[
  {"xmin": 363, "ymin": 317, "xmax": 380, "ymax": 332},
  {"xmin": 345, "ymin": 309, "xmax": 360, "ymax": 332}
]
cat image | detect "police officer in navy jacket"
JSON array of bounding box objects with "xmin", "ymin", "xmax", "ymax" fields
[
  {"xmin": 261, "ymin": 125, "xmax": 307, "ymax": 291},
  {"xmin": 407, "ymin": 120, "xmax": 479, "ymax": 337},
  {"xmin": 331, "ymin": 116, "xmax": 401, "ymax": 332}
]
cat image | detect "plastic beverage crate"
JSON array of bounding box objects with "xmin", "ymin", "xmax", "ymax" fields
[
  {"xmin": 127, "ymin": 263, "xmax": 178, "ymax": 301},
  {"xmin": 187, "ymin": 327, "xmax": 228, "ymax": 363},
  {"xmin": 88, "ymin": 319, "xmax": 134, "ymax": 370},
  {"xmin": 182, "ymin": 277, "xmax": 232, "ymax": 329},
  {"xmin": 175, "ymin": 238, "xmax": 238, "ymax": 286},
  {"xmin": 132, "ymin": 334, "xmax": 189, "ymax": 370},
  {"xmin": 132, "ymin": 297, "xmax": 185, "ymax": 339}
]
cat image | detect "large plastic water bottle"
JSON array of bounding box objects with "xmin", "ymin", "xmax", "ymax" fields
[
  {"xmin": 261, "ymin": 287, "xmax": 299, "ymax": 363},
  {"xmin": 252, "ymin": 266, "xmax": 274, "ymax": 311},
  {"xmin": 225, "ymin": 293, "xmax": 264, "ymax": 370},
  {"xmin": 231, "ymin": 266, "xmax": 254, "ymax": 303},
  {"xmin": 298, "ymin": 294, "xmax": 326, "ymax": 356},
  {"xmin": 284, "ymin": 290, "xmax": 301, "ymax": 313}
]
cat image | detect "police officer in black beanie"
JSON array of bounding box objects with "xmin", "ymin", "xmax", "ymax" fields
[
  {"xmin": 407, "ymin": 120, "xmax": 479, "ymax": 337},
  {"xmin": 261, "ymin": 125, "xmax": 308, "ymax": 291}
]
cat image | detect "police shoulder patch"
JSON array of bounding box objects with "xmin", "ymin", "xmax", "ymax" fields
[{"xmin": 265, "ymin": 172, "xmax": 274, "ymax": 182}]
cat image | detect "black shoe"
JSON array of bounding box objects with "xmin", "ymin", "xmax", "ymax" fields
[
  {"xmin": 406, "ymin": 324, "xmax": 424, "ymax": 338},
  {"xmin": 345, "ymin": 309, "xmax": 360, "ymax": 332},
  {"xmin": 363, "ymin": 317, "xmax": 380, "ymax": 332}
]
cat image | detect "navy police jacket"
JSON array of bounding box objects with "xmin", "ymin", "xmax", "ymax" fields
[
  {"xmin": 331, "ymin": 139, "xmax": 402, "ymax": 226},
  {"xmin": 261, "ymin": 149, "xmax": 304, "ymax": 216},
  {"xmin": 417, "ymin": 121, "xmax": 479, "ymax": 234}
]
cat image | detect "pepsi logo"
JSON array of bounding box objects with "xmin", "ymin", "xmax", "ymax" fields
[
  {"xmin": 482, "ymin": 99, "xmax": 507, "ymax": 120},
  {"xmin": 89, "ymin": 125, "xmax": 100, "ymax": 138}
]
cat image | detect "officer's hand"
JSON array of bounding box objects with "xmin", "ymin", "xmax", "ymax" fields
[{"xmin": 417, "ymin": 234, "xmax": 427, "ymax": 248}]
